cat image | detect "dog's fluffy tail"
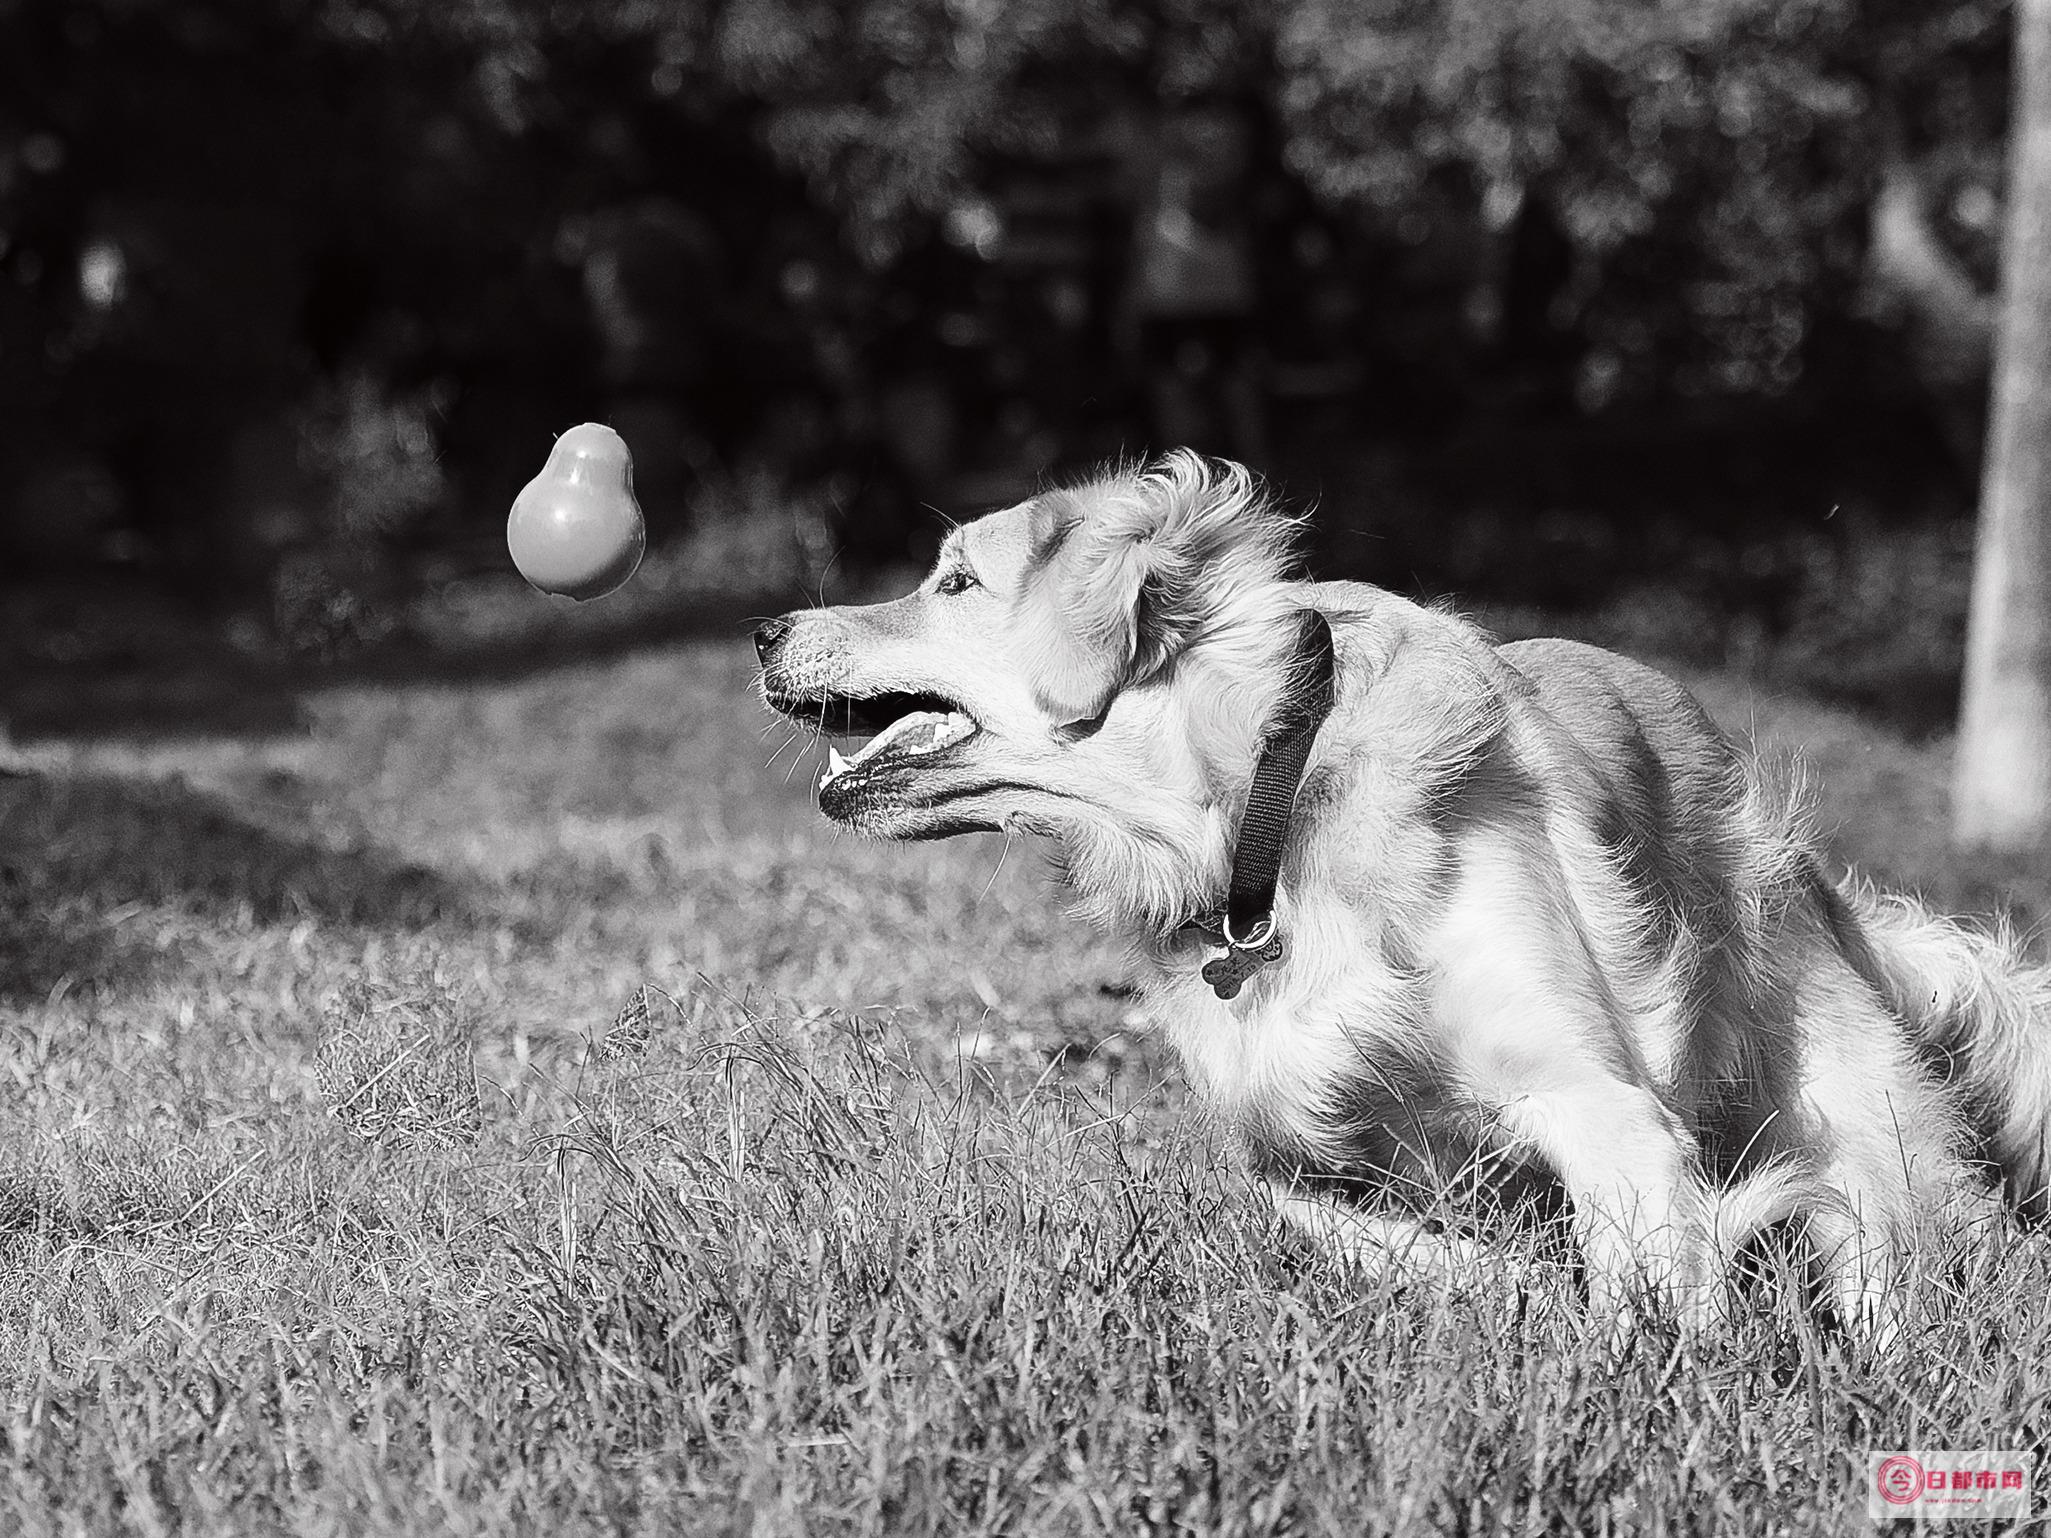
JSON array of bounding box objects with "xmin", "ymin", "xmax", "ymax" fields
[{"xmin": 1843, "ymin": 880, "xmax": 2051, "ymax": 1219}]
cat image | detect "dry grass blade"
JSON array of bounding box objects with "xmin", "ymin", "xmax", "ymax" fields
[
  {"xmin": 314, "ymin": 973, "xmax": 483, "ymax": 1149},
  {"xmin": 599, "ymin": 982, "xmax": 684, "ymax": 1063}
]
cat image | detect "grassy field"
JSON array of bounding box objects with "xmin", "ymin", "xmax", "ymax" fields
[{"xmin": 1, "ymin": 586, "xmax": 2048, "ymax": 1535}]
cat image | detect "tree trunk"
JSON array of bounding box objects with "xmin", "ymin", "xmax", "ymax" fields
[{"xmin": 1953, "ymin": 0, "xmax": 2051, "ymax": 850}]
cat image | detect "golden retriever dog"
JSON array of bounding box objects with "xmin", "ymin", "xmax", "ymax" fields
[{"xmin": 755, "ymin": 451, "xmax": 2051, "ymax": 1327}]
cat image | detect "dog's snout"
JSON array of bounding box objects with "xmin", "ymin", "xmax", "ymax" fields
[{"xmin": 754, "ymin": 615, "xmax": 794, "ymax": 666}]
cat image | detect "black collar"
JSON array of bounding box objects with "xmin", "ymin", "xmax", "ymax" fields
[{"xmin": 1193, "ymin": 608, "xmax": 1338, "ymax": 1000}]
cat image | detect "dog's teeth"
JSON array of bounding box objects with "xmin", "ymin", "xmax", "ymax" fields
[{"xmin": 827, "ymin": 711, "xmax": 978, "ymax": 781}]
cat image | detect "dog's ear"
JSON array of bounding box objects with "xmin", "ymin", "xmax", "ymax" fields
[{"xmin": 1020, "ymin": 454, "xmax": 1296, "ymax": 723}]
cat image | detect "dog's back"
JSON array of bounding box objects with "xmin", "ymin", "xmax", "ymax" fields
[
  {"xmin": 1499, "ymin": 637, "xmax": 1759, "ymax": 934},
  {"xmin": 1499, "ymin": 637, "xmax": 1734, "ymax": 821}
]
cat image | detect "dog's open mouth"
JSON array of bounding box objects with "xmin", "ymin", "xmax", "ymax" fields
[{"xmin": 770, "ymin": 689, "xmax": 980, "ymax": 795}]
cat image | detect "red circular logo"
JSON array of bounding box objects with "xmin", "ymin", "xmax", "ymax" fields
[{"xmin": 1877, "ymin": 1455, "xmax": 1926, "ymax": 1506}]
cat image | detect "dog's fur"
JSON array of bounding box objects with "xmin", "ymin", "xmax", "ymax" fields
[{"xmin": 758, "ymin": 451, "xmax": 2051, "ymax": 1325}]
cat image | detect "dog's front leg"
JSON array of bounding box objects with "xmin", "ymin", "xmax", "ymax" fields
[
  {"xmin": 1265, "ymin": 1180, "xmax": 1510, "ymax": 1292},
  {"xmin": 1495, "ymin": 1085, "xmax": 1720, "ymax": 1329}
]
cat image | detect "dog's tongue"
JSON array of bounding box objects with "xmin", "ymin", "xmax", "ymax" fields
[{"xmin": 822, "ymin": 710, "xmax": 974, "ymax": 788}]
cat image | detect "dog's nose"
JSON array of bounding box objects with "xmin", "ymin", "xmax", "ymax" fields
[{"xmin": 754, "ymin": 615, "xmax": 793, "ymax": 665}]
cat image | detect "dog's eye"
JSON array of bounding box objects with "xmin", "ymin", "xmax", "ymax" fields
[{"xmin": 936, "ymin": 568, "xmax": 979, "ymax": 596}]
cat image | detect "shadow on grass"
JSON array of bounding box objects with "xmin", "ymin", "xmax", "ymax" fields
[
  {"xmin": 0, "ymin": 577, "xmax": 777, "ymax": 744},
  {"xmin": 0, "ymin": 766, "xmax": 469, "ymax": 1002}
]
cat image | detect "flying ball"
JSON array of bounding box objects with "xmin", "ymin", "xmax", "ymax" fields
[{"xmin": 507, "ymin": 423, "xmax": 647, "ymax": 600}]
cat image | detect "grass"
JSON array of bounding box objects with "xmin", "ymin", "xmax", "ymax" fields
[{"xmin": 1, "ymin": 586, "xmax": 2048, "ymax": 1535}]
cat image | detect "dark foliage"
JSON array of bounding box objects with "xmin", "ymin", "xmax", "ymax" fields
[{"xmin": 0, "ymin": 0, "xmax": 2015, "ymax": 623}]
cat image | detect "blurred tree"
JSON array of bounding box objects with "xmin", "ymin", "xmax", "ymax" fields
[
  {"xmin": 672, "ymin": 0, "xmax": 2016, "ymax": 423},
  {"xmin": 1953, "ymin": 0, "xmax": 2051, "ymax": 851},
  {"xmin": 0, "ymin": 0, "xmax": 765, "ymax": 602},
  {"xmin": 0, "ymin": 0, "xmax": 2026, "ymax": 601},
  {"xmin": 0, "ymin": 0, "xmax": 518, "ymax": 597},
  {"xmin": 1274, "ymin": 0, "xmax": 2012, "ymax": 410}
]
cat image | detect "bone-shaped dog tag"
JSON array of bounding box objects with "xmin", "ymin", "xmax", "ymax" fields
[{"xmin": 1203, "ymin": 933, "xmax": 1286, "ymax": 1000}]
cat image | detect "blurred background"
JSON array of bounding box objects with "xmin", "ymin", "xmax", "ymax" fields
[{"xmin": 0, "ymin": 0, "xmax": 2019, "ymax": 735}]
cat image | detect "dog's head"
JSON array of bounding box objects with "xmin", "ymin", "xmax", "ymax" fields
[{"xmin": 757, "ymin": 453, "xmax": 1301, "ymax": 844}]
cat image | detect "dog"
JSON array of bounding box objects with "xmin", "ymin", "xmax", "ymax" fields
[{"xmin": 755, "ymin": 451, "xmax": 2051, "ymax": 1326}]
